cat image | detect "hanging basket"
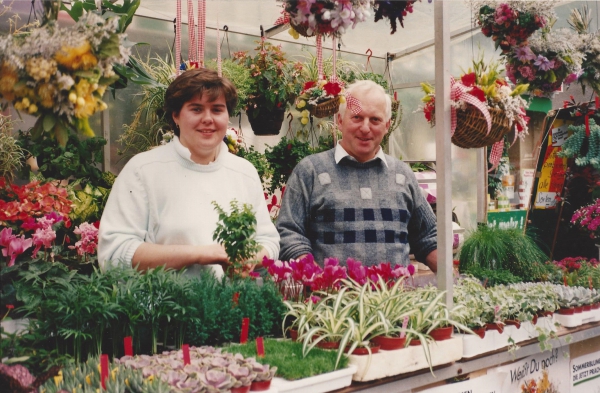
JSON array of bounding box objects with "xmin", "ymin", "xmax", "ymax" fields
[
  {"xmin": 309, "ymin": 97, "xmax": 340, "ymax": 119},
  {"xmin": 451, "ymin": 106, "xmax": 511, "ymax": 149},
  {"xmin": 290, "ymin": 21, "xmax": 315, "ymax": 38},
  {"xmin": 247, "ymin": 107, "xmax": 285, "ymax": 136}
]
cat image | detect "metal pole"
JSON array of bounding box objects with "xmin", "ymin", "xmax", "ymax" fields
[
  {"xmin": 102, "ymin": 100, "xmax": 110, "ymax": 172},
  {"xmin": 477, "ymin": 148, "xmax": 487, "ymax": 223},
  {"xmin": 434, "ymin": 0, "xmax": 453, "ymax": 309}
]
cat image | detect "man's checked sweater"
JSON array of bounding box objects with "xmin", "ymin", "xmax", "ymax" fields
[{"xmin": 277, "ymin": 148, "xmax": 437, "ymax": 266}]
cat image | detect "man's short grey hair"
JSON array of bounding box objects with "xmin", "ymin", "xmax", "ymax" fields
[{"xmin": 338, "ymin": 80, "xmax": 392, "ymax": 122}]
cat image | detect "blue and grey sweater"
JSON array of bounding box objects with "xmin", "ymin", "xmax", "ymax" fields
[{"xmin": 276, "ymin": 148, "xmax": 437, "ymax": 266}]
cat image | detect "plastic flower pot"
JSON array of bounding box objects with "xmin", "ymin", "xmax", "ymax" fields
[
  {"xmin": 504, "ymin": 319, "xmax": 521, "ymax": 329},
  {"xmin": 408, "ymin": 338, "xmax": 421, "ymax": 346},
  {"xmin": 289, "ymin": 329, "xmax": 298, "ymax": 342},
  {"xmin": 429, "ymin": 326, "xmax": 453, "ymax": 341},
  {"xmin": 371, "ymin": 335, "xmax": 406, "ymax": 350},
  {"xmin": 486, "ymin": 323, "xmax": 504, "ymax": 334},
  {"xmin": 316, "ymin": 340, "xmax": 340, "ymax": 350},
  {"xmin": 557, "ymin": 307, "xmax": 575, "ymax": 315},
  {"xmin": 574, "ymin": 306, "xmax": 584, "ymax": 314},
  {"xmin": 583, "ymin": 305, "xmax": 593, "ymax": 312},
  {"xmin": 345, "ymin": 345, "xmax": 380, "ymax": 355},
  {"xmin": 250, "ymin": 380, "xmax": 272, "ymax": 391},
  {"xmin": 539, "ymin": 310, "xmax": 554, "ymax": 317},
  {"xmin": 472, "ymin": 327, "xmax": 486, "ymax": 339},
  {"xmin": 232, "ymin": 386, "xmax": 251, "ymax": 393}
]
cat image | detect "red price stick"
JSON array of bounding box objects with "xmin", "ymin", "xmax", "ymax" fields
[
  {"xmin": 100, "ymin": 354, "xmax": 109, "ymax": 389},
  {"xmin": 182, "ymin": 344, "xmax": 191, "ymax": 365},
  {"xmin": 394, "ymin": 91, "xmax": 398, "ymax": 101},
  {"xmin": 240, "ymin": 317, "xmax": 250, "ymax": 344},
  {"xmin": 256, "ymin": 337, "xmax": 265, "ymax": 358},
  {"xmin": 124, "ymin": 336, "xmax": 133, "ymax": 357}
]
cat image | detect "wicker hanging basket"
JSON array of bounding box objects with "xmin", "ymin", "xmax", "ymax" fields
[
  {"xmin": 309, "ymin": 97, "xmax": 340, "ymax": 118},
  {"xmin": 290, "ymin": 21, "xmax": 315, "ymax": 38},
  {"xmin": 452, "ymin": 106, "xmax": 512, "ymax": 149},
  {"xmin": 247, "ymin": 107, "xmax": 285, "ymax": 136}
]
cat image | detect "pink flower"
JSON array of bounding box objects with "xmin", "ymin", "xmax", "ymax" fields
[
  {"xmin": 518, "ymin": 65, "xmax": 536, "ymax": 81},
  {"xmin": 346, "ymin": 257, "xmax": 367, "ymax": 285},
  {"xmin": 312, "ymin": 257, "xmax": 347, "ymax": 292},
  {"xmin": 1, "ymin": 228, "xmax": 33, "ymax": 267},
  {"xmin": 31, "ymin": 227, "xmax": 56, "ymax": 258},
  {"xmin": 68, "ymin": 222, "xmax": 99, "ymax": 257},
  {"xmin": 20, "ymin": 217, "xmax": 39, "ymax": 231},
  {"xmin": 534, "ymin": 55, "xmax": 555, "ymax": 72},
  {"xmin": 514, "ymin": 46, "xmax": 536, "ymax": 62}
]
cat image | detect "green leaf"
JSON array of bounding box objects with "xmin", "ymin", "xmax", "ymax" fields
[
  {"xmin": 30, "ymin": 116, "xmax": 45, "ymax": 140},
  {"xmin": 42, "ymin": 113, "xmax": 57, "ymax": 132}
]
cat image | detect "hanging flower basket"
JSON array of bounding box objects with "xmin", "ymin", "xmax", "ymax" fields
[
  {"xmin": 310, "ymin": 96, "xmax": 341, "ymax": 118},
  {"xmin": 290, "ymin": 20, "xmax": 315, "ymax": 38},
  {"xmin": 246, "ymin": 107, "xmax": 286, "ymax": 136},
  {"xmin": 452, "ymin": 106, "xmax": 511, "ymax": 149}
]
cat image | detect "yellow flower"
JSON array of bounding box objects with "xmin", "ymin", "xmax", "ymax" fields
[
  {"xmin": 55, "ymin": 41, "xmax": 97, "ymax": 71},
  {"xmin": 301, "ymin": 110, "xmax": 310, "ymax": 118},
  {"xmin": 297, "ymin": 100, "xmax": 306, "ymax": 109},
  {"xmin": 25, "ymin": 57, "xmax": 57, "ymax": 82},
  {"xmin": 147, "ymin": 375, "xmax": 154, "ymax": 382},
  {"xmin": 300, "ymin": 117, "xmax": 309, "ymax": 125},
  {"xmin": 37, "ymin": 83, "xmax": 56, "ymax": 108},
  {"xmin": 69, "ymin": 92, "xmax": 78, "ymax": 103},
  {"xmin": 288, "ymin": 27, "xmax": 300, "ymax": 40},
  {"xmin": 86, "ymin": 375, "xmax": 92, "ymax": 385},
  {"xmin": 0, "ymin": 62, "xmax": 18, "ymax": 100},
  {"xmin": 28, "ymin": 104, "xmax": 38, "ymax": 114},
  {"xmin": 339, "ymin": 96, "xmax": 346, "ymax": 104}
]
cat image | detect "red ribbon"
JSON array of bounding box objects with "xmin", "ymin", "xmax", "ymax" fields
[
  {"xmin": 586, "ymin": 114, "xmax": 591, "ymax": 137},
  {"xmin": 450, "ymin": 77, "xmax": 492, "ymax": 136},
  {"xmin": 274, "ymin": 10, "xmax": 290, "ymax": 26},
  {"xmin": 346, "ymin": 93, "xmax": 362, "ymax": 115},
  {"xmin": 488, "ymin": 140, "xmax": 504, "ymax": 172}
]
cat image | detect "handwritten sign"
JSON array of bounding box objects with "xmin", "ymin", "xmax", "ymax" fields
[
  {"xmin": 489, "ymin": 347, "xmax": 569, "ymax": 393},
  {"xmin": 419, "ymin": 372, "xmax": 506, "ymax": 393},
  {"xmin": 534, "ymin": 120, "xmax": 569, "ymax": 209},
  {"xmin": 552, "ymin": 123, "xmax": 569, "ymax": 146},
  {"xmin": 487, "ymin": 210, "xmax": 526, "ymax": 230},
  {"xmin": 572, "ymin": 350, "xmax": 600, "ymax": 392}
]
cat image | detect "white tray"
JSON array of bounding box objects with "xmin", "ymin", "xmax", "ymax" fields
[
  {"xmin": 349, "ymin": 337, "xmax": 463, "ymax": 382},
  {"xmin": 271, "ymin": 365, "xmax": 357, "ymax": 393},
  {"xmin": 554, "ymin": 309, "xmax": 600, "ymax": 328}
]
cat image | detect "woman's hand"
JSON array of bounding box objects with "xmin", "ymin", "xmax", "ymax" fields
[{"xmin": 132, "ymin": 243, "xmax": 229, "ymax": 271}]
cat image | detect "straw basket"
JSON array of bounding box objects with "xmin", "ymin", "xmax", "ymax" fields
[
  {"xmin": 452, "ymin": 106, "xmax": 511, "ymax": 149},
  {"xmin": 309, "ymin": 97, "xmax": 340, "ymax": 118},
  {"xmin": 247, "ymin": 107, "xmax": 285, "ymax": 136},
  {"xmin": 290, "ymin": 21, "xmax": 315, "ymax": 37}
]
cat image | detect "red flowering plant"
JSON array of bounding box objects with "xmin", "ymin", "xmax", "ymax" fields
[
  {"xmin": 284, "ymin": 0, "xmax": 371, "ymax": 38},
  {"xmin": 473, "ymin": 0, "xmax": 557, "ymax": 53},
  {"xmin": 553, "ymin": 256, "xmax": 600, "ymax": 288}
]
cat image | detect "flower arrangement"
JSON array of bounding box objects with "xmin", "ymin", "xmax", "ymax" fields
[
  {"xmin": 571, "ymin": 198, "xmax": 600, "ymax": 239},
  {"xmin": 0, "ymin": 12, "xmax": 130, "ymax": 146},
  {"xmin": 420, "ymin": 56, "xmax": 530, "ymax": 141},
  {"xmin": 473, "ymin": 0, "xmax": 557, "ymax": 52},
  {"xmin": 373, "ymin": 0, "xmax": 420, "ymax": 34},
  {"xmin": 505, "ymin": 28, "xmax": 584, "ymax": 97},
  {"xmin": 295, "ymin": 78, "xmax": 345, "ymax": 121},
  {"xmin": 233, "ymin": 40, "xmax": 303, "ymax": 117},
  {"xmin": 284, "ymin": 0, "xmax": 372, "ymax": 37}
]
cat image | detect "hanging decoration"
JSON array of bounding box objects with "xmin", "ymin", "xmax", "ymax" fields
[
  {"xmin": 283, "ymin": 0, "xmax": 371, "ymax": 38},
  {"xmin": 198, "ymin": 0, "xmax": 206, "ymax": 67},
  {"xmin": 175, "ymin": 0, "xmax": 182, "ymax": 74},
  {"xmin": 472, "ymin": 0, "xmax": 557, "ymax": 53},
  {"xmin": 175, "ymin": 0, "xmax": 210, "ymax": 72},
  {"xmin": 187, "ymin": 0, "xmax": 196, "ymax": 64},
  {"xmin": 373, "ymin": 0, "xmax": 420, "ymax": 34}
]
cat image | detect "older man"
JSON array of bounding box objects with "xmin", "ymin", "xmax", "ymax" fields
[{"xmin": 277, "ymin": 80, "xmax": 438, "ymax": 271}]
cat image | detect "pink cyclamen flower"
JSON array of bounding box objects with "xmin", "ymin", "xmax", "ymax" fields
[
  {"xmin": 31, "ymin": 227, "xmax": 56, "ymax": 258},
  {"xmin": 346, "ymin": 257, "xmax": 367, "ymax": 285},
  {"xmin": 69, "ymin": 222, "xmax": 99, "ymax": 256},
  {"xmin": 1, "ymin": 228, "xmax": 33, "ymax": 267}
]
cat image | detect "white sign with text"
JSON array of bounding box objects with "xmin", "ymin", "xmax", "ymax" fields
[{"xmin": 572, "ymin": 350, "xmax": 600, "ymax": 393}]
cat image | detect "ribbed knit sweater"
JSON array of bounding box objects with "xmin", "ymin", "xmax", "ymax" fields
[
  {"xmin": 277, "ymin": 148, "xmax": 437, "ymax": 266},
  {"xmin": 98, "ymin": 137, "xmax": 279, "ymax": 276}
]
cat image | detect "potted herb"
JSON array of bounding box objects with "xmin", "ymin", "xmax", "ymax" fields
[
  {"xmin": 212, "ymin": 200, "xmax": 261, "ymax": 279},
  {"xmin": 264, "ymin": 137, "xmax": 312, "ymax": 194},
  {"xmin": 233, "ymin": 41, "xmax": 303, "ymax": 135}
]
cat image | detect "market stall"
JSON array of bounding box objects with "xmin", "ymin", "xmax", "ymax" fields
[{"xmin": 3, "ymin": 1, "xmax": 600, "ymax": 392}]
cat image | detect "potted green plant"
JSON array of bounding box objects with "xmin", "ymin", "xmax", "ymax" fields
[
  {"xmin": 264, "ymin": 137, "xmax": 312, "ymax": 194},
  {"xmin": 233, "ymin": 41, "xmax": 303, "ymax": 135}
]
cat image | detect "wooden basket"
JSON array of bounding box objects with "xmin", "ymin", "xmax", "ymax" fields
[
  {"xmin": 309, "ymin": 97, "xmax": 340, "ymax": 118},
  {"xmin": 290, "ymin": 21, "xmax": 315, "ymax": 38},
  {"xmin": 452, "ymin": 106, "xmax": 511, "ymax": 149}
]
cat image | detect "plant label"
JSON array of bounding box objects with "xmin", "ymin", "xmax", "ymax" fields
[
  {"xmin": 240, "ymin": 317, "xmax": 250, "ymax": 344},
  {"xmin": 124, "ymin": 336, "xmax": 133, "ymax": 357},
  {"xmin": 100, "ymin": 354, "xmax": 109, "ymax": 389},
  {"xmin": 182, "ymin": 344, "xmax": 191, "ymax": 365},
  {"xmin": 400, "ymin": 316, "xmax": 409, "ymax": 339},
  {"xmin": 256, "ymin": 337, "xmax": 265, "ymax": 357}
]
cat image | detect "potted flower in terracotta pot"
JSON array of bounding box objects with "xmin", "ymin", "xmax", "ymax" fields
[{"xmin": 233, "ymin": 41, "xmax": 302, "ymax": 136}]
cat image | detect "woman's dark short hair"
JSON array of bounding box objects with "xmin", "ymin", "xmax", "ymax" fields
[{"xmin": 164, "ymin": 68, "xmax": 238, "ymax": 136}]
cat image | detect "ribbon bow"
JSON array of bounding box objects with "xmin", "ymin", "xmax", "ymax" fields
[
  {"xmin": 450, "ymin": 76, "xmax": 492, "ymax": 136},
  {"xmin": 345, "ymin": 93, "xmax": 362, "ymax": 115},
  {"xmin": 274, "ymin": 10, "xmax": 290, "ymax": 26}
]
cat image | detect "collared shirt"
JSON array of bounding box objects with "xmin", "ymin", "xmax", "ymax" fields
[{"xmin": 334, "ymin": 143, "xmax": 389, "ymax": 168}]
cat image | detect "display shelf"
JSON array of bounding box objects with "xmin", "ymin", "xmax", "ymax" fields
[
  {"xmin": 331, "ymin": 321, "xmax": 600, "ymax": 392},
  {"xmin": 272, "ymin": 365, "xmax": 357, "ymax": 393}
]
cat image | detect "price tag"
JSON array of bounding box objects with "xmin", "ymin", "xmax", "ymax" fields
[
  {"xmin": 256, "ymin": 337, "xmax": 265, "ymax": 358},
  {"xmin": 124, "ymin": 336, "xmax": 133, "ymax": 357},
  {"xmin": 100, "ymin": 354, "xmax": 109, "ymax": 389},
  {"xmin": 240, "ymin": 317, "xmax": 250, "ymax": 344},
  {"xmin": 182, "ymin": 344, "xmax": 191, "ymax": 365},
  {"xmin": 400, "ymin": 316, "xmax": 409, "ymax": 339}
]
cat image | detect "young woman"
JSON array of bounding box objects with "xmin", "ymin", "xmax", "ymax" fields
[{"xmin": 98, "ymin": 68, "xmax": 279, "ymax": 276}]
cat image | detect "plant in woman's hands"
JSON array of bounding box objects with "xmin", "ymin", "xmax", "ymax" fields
[{"xmin": 213, "ymin": 200, "xmax": 260, "ymax": 279}]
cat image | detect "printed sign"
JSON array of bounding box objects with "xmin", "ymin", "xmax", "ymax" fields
[
  {"xmin": 572, "ymin": 350, "xmax": 600, "ymax": 392},
  {"xmin": 487, "ymin": 210, "xmax": 527, "ymax": 230},
  {"xmin": 534, "ymin": 120, "xmax": 569, "ymax": 209},
  {"xmin": 419, "ymin": 372, "xmax": 507, "ymax": 393},
  {"xmin": 490, "ymin": 347, "xmax": 570, "ymax": 393}
]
